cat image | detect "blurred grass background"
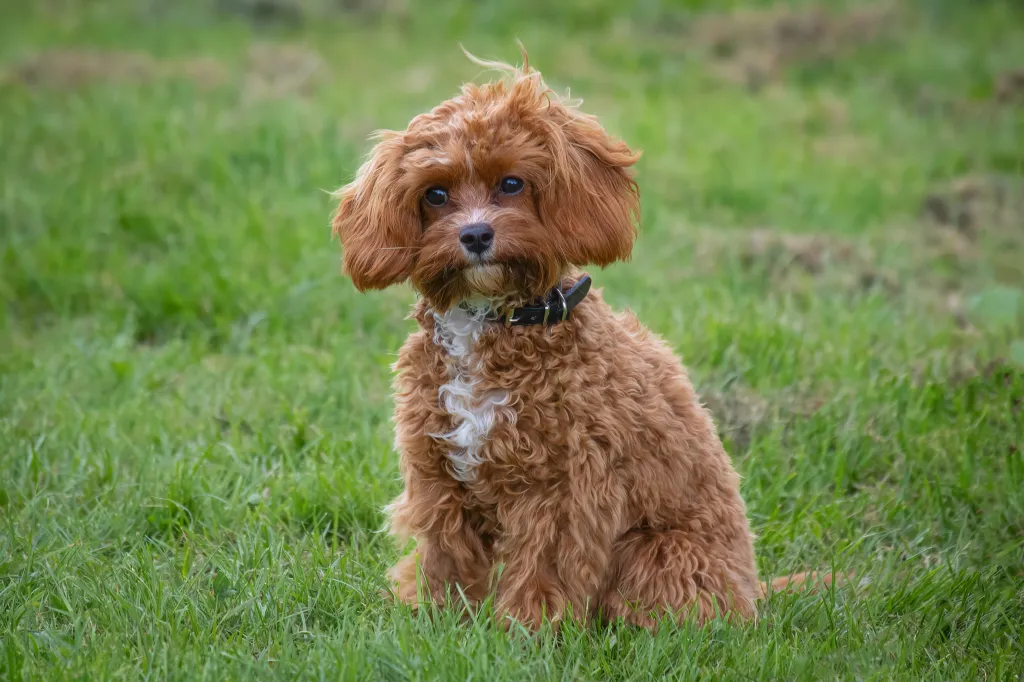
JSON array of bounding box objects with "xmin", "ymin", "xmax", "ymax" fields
[{"xmin": 1, "ymin": 0, "xmax": 1023, "ymax": 679}]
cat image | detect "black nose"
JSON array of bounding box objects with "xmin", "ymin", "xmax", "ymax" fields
[{"xmin": 459, "ymin": 223, "xmax": 494, "ymax": 256}]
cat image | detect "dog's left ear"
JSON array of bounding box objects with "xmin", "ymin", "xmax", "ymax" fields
[{"xmin": 541, "ymin": 108, "xmax": 641, "ymax": 266}]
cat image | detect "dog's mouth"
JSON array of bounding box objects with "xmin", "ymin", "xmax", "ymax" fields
[
  {"xmin": 417, "ymin": 258, "xmax": 564, "ymax": 312},
  {"xmin": 463, "ymin": 264, "xmax": 510, "ymax": 297}
]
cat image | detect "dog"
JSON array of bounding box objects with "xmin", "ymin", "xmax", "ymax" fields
[{"xmin": 332, "ymin": 50, "xmax": 832, "ymax": 629}]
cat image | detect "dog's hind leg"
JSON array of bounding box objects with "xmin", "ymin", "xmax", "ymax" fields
[{"xmin": 598, "ymin": 528, "xmax": 760, "ymax": 628}]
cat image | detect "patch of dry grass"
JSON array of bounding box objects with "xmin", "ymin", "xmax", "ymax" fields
[{"xmin": 693, "ymin": 2, "xmax": 897, "ymax": 89}]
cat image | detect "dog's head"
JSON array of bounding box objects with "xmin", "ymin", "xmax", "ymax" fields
[{"xmin": 332, "ymin": 49, "xmax": 640, "ymax": 310}]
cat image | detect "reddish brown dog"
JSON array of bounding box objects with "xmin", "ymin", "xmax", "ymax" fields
[{"xmin": 333, "ymin": 51, "xmax": 827, "ymax": 629}]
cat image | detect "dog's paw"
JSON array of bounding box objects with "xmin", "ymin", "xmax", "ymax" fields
[{"xmin": 495, "ymin": 593, "xmax": 564, "ymax": 632}]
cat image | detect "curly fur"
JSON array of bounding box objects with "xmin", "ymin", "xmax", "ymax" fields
[
  {"xmin": 333, "ymin": 49, "xmax": 831, "ymax": 629},
  {"xmin": 430, "ymin": 303, "xmax": 515, "ymax": 482}
]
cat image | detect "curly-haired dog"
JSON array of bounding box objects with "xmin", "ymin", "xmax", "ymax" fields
[{"xmin": 332, "ymin": 51, "xmax": 828, "ymax": 629}]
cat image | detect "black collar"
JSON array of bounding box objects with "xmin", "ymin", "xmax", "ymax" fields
[{"xmin": 484, "ymin": 275, "xmax": 592, "ymax": 327}]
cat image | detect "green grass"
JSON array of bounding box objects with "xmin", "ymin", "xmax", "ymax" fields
[{"xmin": 2, "ymin": 0, "xmax": 1023, "ymax": 679}]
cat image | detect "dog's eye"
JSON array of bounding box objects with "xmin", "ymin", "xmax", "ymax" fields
[
  {"xmin": 424, "ymin": 187, "xmax": 449, "ymax": 207},
  {"xmin": 499, "ymin": 176, "xmax": 524, "ymax": 195}
]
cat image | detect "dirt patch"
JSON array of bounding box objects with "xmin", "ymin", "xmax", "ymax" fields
[
  {"xmin": 698, "ymin": 378, "xmax": 770, "ymax": 453},
  {"xmin": 218, "ymin": 0, "xmax": 408, "ymax": 25},
  {"xmin": 739, "ymin": 229, "xmax": 898, "ymax": 295},
  {"xmin": 742, "ymin": 229, "xmax": 854, "ymax": 275},
  {"xmin": 173, "ymin": 57, "xmax": 233, "ymax": 90},
  {"xmin": 911, "ymin": 176, "xmax": 1024, "ymax": 326},
  {"xmin": 7, "ymin": 50, "xmax": 160, "ymax": 88},
  {"xmin": 3, "ymin": 49, "xmax": 230, "ymax": 89},
  {"xmin": 923, "ymin": 169, "xmax": 1024, "ymax": 323},
  {"xmin": 693, "ymin": 3, "xmax": 897, "ymax": 89},
  {"xmin": 995, "ymin": 68, "xmax": 1024, "ymax": 105},
  {"xmin": 922, "ymin": 175, "xmax": 1024, "ymax": 241},
  {"xmin": 3, "ymin": 45, "xmax": 328, "ymax": 99},
  {"xmin": 219, "ymin": 0, "xmax": 305, "ymax": 26},
  {"xmin": 244, "ymin": 43, "xmax": 327, "ymax": 100},
  {"xmin": 698, "ymin": 376, "xmax": 828, "ymax": 453},
  {"xmin": 687, "ymin": 227, "xmax": 900, "ymax": 297}
]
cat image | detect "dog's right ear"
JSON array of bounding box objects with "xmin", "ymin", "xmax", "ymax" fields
[{"xmin": 332, "ymin": 134, "xmax": 419, "ymax": 291}]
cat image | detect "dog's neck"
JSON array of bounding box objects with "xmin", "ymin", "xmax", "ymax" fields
[
  {"xmin": 437, "ymin": 274, "xmax": 592, "ymax": 329},
  {"xmin": 458, "ymin": 296, "xmax": 509, "ymax": 318}
]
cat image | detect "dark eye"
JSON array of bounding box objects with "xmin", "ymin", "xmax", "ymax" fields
[
  {"xmin": 424, "ymin": 187, "xmax": 448, "ymax": 207},
  {"xmin": 499, "ymin": 176, "xmax": 524, "ymax": 195}
]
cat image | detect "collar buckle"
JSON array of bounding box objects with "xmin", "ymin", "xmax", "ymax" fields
[
  {"xmin": 487, "ymin": 274, "xmax": 591, "ymax": 328},
  {"xmin": 554, "ymin": 286, "xmax": 568, "ymax": 322},
  {"xmin": 503, "ymin": 306, "xmax": 520, "ymax": 328}
]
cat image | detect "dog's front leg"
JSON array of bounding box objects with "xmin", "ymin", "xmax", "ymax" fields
[
  {"xmin": 493, "ymin": 490, "xmax": 617, "ymax": 630},
  {"xmin": 386, "ymin": 479, "xmax": 491, "ymax": 608}
]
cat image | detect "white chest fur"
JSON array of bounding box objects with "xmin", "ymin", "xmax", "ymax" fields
[{"xmin": 431, "ymin": 305, "xmax": 513, "ymax": 482}]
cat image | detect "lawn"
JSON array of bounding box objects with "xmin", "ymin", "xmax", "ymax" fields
[{"xmin": 1, "ymin": 0, "xmax": 1023, "ymax": 679}]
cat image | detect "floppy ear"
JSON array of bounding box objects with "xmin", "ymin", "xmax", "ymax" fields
[
  {"xmin": 332, "ymin": 134, "xmax": 419, "ymax": 290},
  {"xmin": 540, "ymin": 107, "xmax": 641, "ymax": 266}
]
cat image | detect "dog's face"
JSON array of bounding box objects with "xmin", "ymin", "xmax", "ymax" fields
[{"xmin": 333, "ymin": 56, "xmax": 640, "ymax": 310}]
